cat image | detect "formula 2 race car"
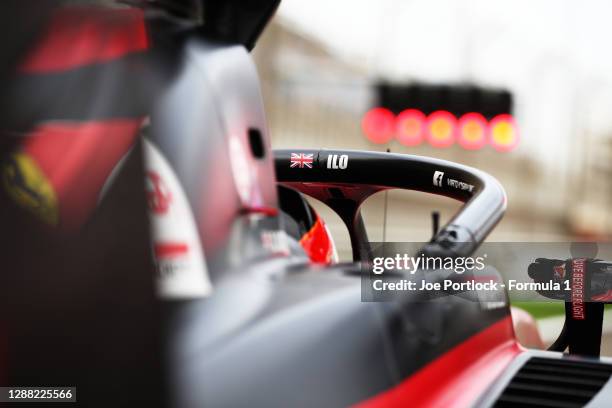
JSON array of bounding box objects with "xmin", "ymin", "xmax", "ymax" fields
[{"xmin": 0, "ymin": 1, "xmax": 611, "ymax": 407}]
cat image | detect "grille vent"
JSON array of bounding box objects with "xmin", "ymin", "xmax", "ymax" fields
[{"xmin": 494, "ymin": 357, "xmax": 612, "ymax": 408}]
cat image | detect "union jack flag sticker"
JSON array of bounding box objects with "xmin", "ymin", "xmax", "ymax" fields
[{"xmin": 290, "ymin": 153, "xmax": 314, "ymax": 169}]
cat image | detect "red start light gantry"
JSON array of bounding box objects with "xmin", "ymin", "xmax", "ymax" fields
[
  {"xmin": 361, "ymin": 108, "xmax": 519, "ymax": 152},
  {"xmin": 361, "ymin": 107, "xmax": 395, "ymax": 144},
  {"xmin": 426, "ymin": 110, "xmax": 457, "ymax": 148},
  {"xmin": 395, "ymin": 109, "xmax": 426, "ymax": 146},
  {"xmin": 457, "ymin": 112, "xmax": 487, "ymax": 150},
  {"xmin": 489, "ymin": 114, "xmax": 519, "ymax": 152}
]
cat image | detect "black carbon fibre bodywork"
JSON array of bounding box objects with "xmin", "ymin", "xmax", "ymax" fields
[{"xmin": 166, "ymin": 262, "xmax": 509, "ymax": 407}]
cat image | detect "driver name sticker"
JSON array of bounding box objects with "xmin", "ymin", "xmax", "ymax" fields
[{"xmin": 326, "ymin": 154, "xmax": 348, "ymax": 169}]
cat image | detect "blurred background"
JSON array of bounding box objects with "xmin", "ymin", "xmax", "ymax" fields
[{"xmin": 253, "ymin": 0, "xmax": 612, "ymax": 349}]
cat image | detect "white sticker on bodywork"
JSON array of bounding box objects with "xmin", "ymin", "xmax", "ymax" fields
[
  {"xmin": 433, "ymin": 171, "xmax": 444, "ymax": 187},
  {"xmin": 144, "ymin": 138, "xmax": 212, "ymax": 299}
]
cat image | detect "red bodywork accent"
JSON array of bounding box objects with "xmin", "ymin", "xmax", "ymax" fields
[
  {"xmin": 592, "ymin": 290, "xmax": 612, "ymax": 302},
  {"xmin": 154, "ymin": 243, "xmax": 189, "ymax": 259},
  {"xmin": 20, "ymin": 7, "xmax": 148, "ymax": 73},
  {"xmin": 12, "ymin": 7, "xmax": 149, "ymax": 230},
  {"xmin": 299, "ymin": 215, "xmax": 334, "ymax": 264},
  {"xmin": 355, "ymin": 316, "xmax": 522, "ymax": 408},
  {"xmin": 241, "ymin": 206, "xmax": 279, "ymax": 217},
  {"xmin": 23, "ymin": 120, "xmax": 142, "ymax": 230}
]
